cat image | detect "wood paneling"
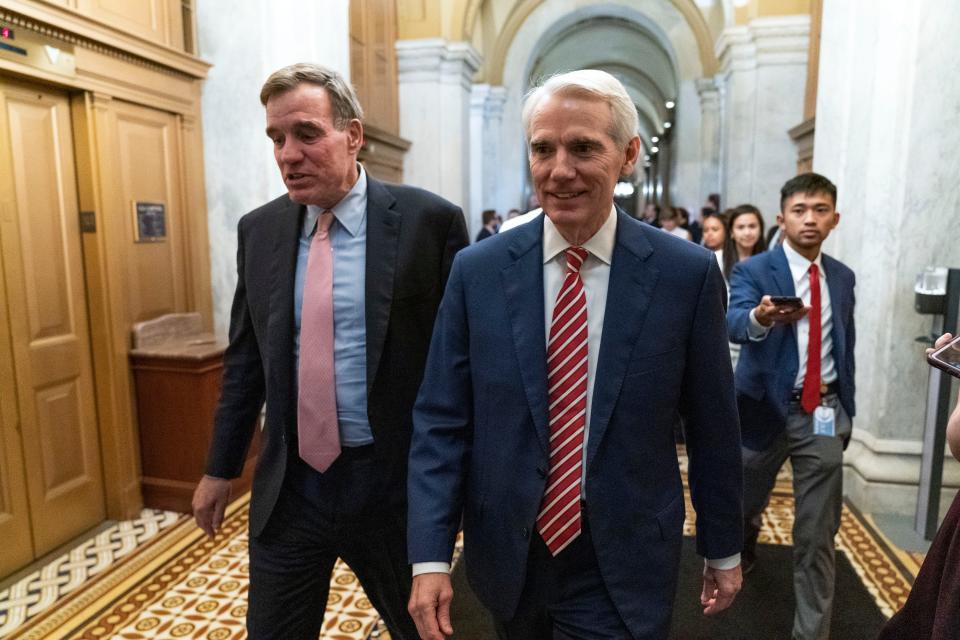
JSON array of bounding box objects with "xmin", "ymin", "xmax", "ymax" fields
[
  {"xmin": 74, "ymin": 0, "xmax": 183, "ymax": 50},
  {"xmin": 109, "ymin": 100, "xmax": 187, "ymax": 324},
  {"xmin": 0, "ymin": 178, "xmax": 33, "ymax": 578},
  {"xmin": 0, "ymin": 81, "xmax": 105, "ymax": 556},
  {"xmin": 350, "ymin": 0, "xmax": 400, "ymax": 136}
]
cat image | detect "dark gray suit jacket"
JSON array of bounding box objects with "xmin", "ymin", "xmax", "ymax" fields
[{"xmin": 206, "ymin": 175, "xmax": 468, "ymax": 536}]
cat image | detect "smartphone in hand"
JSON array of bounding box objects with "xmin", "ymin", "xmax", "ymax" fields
[
  {"xmin": 769, "ymin": 295, "xmax": 804, "ymax": 310},
  {"xmin": 929, "ymin": 334, "xmax": 960, "ymax": 379}
]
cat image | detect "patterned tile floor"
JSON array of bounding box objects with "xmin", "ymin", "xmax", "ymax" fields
[
  {"xmin": 1, "ymin": 452, "xmax": 916, "ymax": 638},
  {"xmin": 0, "ymin": 509, "xmax": 184, "ymax": 638}
]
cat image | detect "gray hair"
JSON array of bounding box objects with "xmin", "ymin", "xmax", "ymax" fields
[
  {"xmin": 521, "ymin": 69, "xmax": 639, "ymax": 147},
  {"xmin": 260, "ymin": 63, "xmax": 363, "ymax": 129}
]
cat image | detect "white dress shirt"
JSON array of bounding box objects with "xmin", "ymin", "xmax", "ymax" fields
[
  {"xmin": 413, "ymin": 207, "xmax": 738, "ymax": 575},
  {"xmin": 747, "ymin": 241, "xmax": 837, "ymax": 388}
]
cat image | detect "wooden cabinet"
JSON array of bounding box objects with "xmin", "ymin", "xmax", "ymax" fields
[{"xmin": 130, "ymin": 341, "xmax": 258, "ymax": 513}]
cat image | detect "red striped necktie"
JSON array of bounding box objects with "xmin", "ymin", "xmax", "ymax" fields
[{"xmin": 537, "ymin": 246, "xmax": 589, "ymax": 556}]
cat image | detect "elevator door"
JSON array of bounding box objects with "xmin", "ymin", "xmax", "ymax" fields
[{"xmin": 0, "ymin": 79, "xmax": 106, "ymax": 566}]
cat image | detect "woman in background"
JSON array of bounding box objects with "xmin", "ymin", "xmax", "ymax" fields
[
  {"xmin": 702, "ymin": 209, "xmax": 727, "ymax": 254},
  {"xmin": 721, "ymin": 204, "xmax": 767, "ymax": 282},
  {"xmin": 720, "ymin": 205, "xmax": 765, "ymax": 368}
]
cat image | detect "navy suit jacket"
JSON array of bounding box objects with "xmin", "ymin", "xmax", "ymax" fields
[
  {"xmin": 205, "ymin": 176, "xmax": 467, "ymax": 537},
  {"xmin": 408, "ymin": 211, "xmax": 743, "ymax": 637},
  {"xmin": 726, "ymin": 244, "xmax": 856, "ymax": 451}
]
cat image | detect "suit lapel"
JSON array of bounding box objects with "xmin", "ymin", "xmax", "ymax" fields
[
  {"xmin": 770, "ymin": 245, "xmax": 795, "ymax": 296},
  {"xmin": 822, "ymin": 254, "xmax": 846, "ymax": 365},
  {"xmin": 267, "ymin": 197, "xmax": 303, "ymax": 397},
  {"xmin": 364, "ymin": 177, "xmax": 401, "ymax": 394},
  {"xmin": 501, "ymin": 216, "xmax": 549, "ymax": 457},
  {"xmin": 586, "ymin": 212, "xmax": 659, "ymax": 470},
  {"xmin": 769, "ymin": 244, "xmax": 799, "ymax": 350}
]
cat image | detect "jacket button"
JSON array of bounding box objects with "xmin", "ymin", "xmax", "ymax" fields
[
  {"xmin": 521, "ymin": 527, "xmax": 529, "ymax": 539},
  {"xmin": 536, "ymin": 467, "xmax": 546, "ymax": 478}
]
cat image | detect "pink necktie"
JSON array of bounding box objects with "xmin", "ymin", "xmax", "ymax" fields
[
  {"xmin": 537, "ymin": 247, "xmax": 589, "ymax": 555},
  {"xmin": 297, "ymin": 210, "xmax": 340, "ymax": 472}
]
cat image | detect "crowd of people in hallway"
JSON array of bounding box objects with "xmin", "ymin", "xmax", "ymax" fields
[{"xmin": 191, "ymin": 61, "xmax": 952, "ymax": 640}]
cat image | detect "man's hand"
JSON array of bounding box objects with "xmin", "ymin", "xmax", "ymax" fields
[
  {"xmin": 700, "ymin": 564, "xmax": 742, "ymax": 615},
  {"xmin": 408, "ymin": 573, "xmax": 454, "ymax": 640},
  {"xmin": 754, "ymin": 295, "xmax": 809, "ymax": 327},
  {"xmin": 192, "ymin": 475, "xmax": 231, "ymax": 538}
]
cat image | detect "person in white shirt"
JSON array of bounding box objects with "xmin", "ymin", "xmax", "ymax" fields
[
  {"xmin": 658, "ymin": 206, "xmax": 692, "ymax": 241},
  {"xmin": 727, "ymin": 173, "xmax": 856, "ymax": 640}
]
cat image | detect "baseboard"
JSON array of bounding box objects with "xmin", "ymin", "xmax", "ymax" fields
[{"xmin": 843, "ymin": 427, "xmax": 960, "ymax": 516}]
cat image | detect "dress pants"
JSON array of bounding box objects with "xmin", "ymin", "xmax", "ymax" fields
[
  {"xmin": 496, "ymin": 505, "xmax": 633, "ymax": 640},
  {"xmin": 741, "ymin": 393, "xmax": 850, "ymax": 640},
  {"xmin": 247, "ymin": 447, "xmax": 418, "ymax": 640}
]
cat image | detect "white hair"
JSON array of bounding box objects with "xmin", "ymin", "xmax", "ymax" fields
[{"xmin": 521, "ymin": 69, "xmax": 639, "ymax": 147}]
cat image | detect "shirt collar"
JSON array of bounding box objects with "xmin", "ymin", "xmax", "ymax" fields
[
  {"xmin": 542, "ymin": 205, "xmax": 617, "ymax": 266},
  {"xmin": 782, "ymin": 239, "xmax": 823, "ymax": 282},
  {"xmin": 304, "ymin": 164, "xmax": 367, "ymax": 238}
]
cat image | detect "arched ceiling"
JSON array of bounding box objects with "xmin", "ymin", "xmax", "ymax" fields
[
  {"xmin": 459, "ymin": 0, "xmax": 721, "ymax": 82},
  {"xmin": 525, "ymin": 17, "xmax": 677, "ymax": 147}
]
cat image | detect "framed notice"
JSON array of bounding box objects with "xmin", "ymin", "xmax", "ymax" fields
[{"xmin": 133, "ymin": 201, "xmax": 166, "ymax": 243}]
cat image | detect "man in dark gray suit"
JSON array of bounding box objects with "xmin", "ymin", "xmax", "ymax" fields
[{"xmin": 192, "ymin": 63, "xmax": 468, "ymax": 640}]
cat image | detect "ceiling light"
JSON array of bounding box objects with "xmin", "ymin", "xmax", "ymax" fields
[
  {"xmin": 663, "ymin": 122, "xmax": 672, "ymax": 129},
  {"xmin": 665, "ymin": 100, "xmax": 675, "ymax": 109},
  {"xmin": 651, "ymin": 136, "xmax": 660, "ymax": 143},
  {"xmin": 650, "ymin": 146, "xmax": 659, "ymax": 153}
]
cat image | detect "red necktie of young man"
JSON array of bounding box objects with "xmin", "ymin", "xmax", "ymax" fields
[{"xmin": 801, "ymin": 263, "xmax": 821, "ymax": 414}]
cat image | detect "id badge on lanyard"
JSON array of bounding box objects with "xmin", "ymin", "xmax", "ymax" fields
[{"xmin": 813, "ymin": 404, "xmax": 836, "ymax": 437}]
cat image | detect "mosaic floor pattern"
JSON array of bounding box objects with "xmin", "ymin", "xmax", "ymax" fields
[
  {"xmin": 2, "ymin": 451, "xmax": 917, "ymax": 638},
  {"xmin": 0, "ymin": 509, "xmax": 184, "ymax": 638}
]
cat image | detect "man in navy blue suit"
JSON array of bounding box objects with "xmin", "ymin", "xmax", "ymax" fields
[
  {"xmin": 406, "ymin": 69, "xmax": 743, "ymax": 640},
  {"xmin": 727, "ymin": 173, "xmax": 856, "ymax": 640}
]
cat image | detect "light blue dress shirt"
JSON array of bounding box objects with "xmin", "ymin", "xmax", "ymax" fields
[{"xmin": 293, "ymin": 167, "xmax": 373, "ymax": 447}]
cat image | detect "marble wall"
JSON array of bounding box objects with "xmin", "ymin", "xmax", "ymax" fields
[
  {"xmin": 815, "ymin": 0, "xmax": 960, "ymax": 515},
  {"xmin": 196, "ymin": 0, "xmax": 351, "ymax": 336},
  {"xmin": 396, "ymin": 39, "xmax": 481, "ymax": 221},
  {"xmin": 717, "ymin": 15, "xmax": 809, "ymax": 219}
]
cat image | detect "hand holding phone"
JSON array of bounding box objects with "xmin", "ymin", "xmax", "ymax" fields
[
  {"xmin": 769, "ymin": 296, "xmax": 804, "ymax": 310},
  {"xmin": 755, "ymin": 294, "xmax": 809, "ymax": 327},
  {"xmin": 928, "ymin": 333, "xmax": 960, "ymax": 379}
]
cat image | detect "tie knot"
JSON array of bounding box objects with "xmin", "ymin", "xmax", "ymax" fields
[
  {"xmin": 315, "ymin": 210, "xmax": 335, "ymax": 239},
  {"xmin": 564, "ymin": 247, "xmax": 588, "ymax": 273},
  {"xmin": 809, "ymin": 263, "xmax": 819, "ymax": 278}
]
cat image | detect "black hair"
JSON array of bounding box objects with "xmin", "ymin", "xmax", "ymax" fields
[
  {"xmin": 722, "ymin": 204, "xmax": 766, "ymax": 280},
  {"xmin": 779, "ymin": 172, "xmax": 837, "ymax": 211}
]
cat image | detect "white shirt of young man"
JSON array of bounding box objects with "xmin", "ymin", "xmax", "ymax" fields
[{"xmin": 747, "ymin": 241, "xmax": 837, "ymax": 388}]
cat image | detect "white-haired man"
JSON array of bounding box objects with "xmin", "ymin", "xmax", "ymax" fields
[{"xmin": 406, "ymin": 69, "xmax": 744, "ymax": 639}]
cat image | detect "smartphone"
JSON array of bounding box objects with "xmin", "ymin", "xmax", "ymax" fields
[
  {"xmin": 770, "ymin": 295, "xmax": 803, "ymax": 310},
  {"xmin": 928, "ymin": 334, "xmax": 960, "ymax": 379}
]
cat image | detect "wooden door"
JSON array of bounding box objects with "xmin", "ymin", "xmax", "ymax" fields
[{"xmin": 0, "ymin": 80, "xmax": 106, "ymax": 557}]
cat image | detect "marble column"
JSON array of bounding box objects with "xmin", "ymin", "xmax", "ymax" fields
[
  {"xmin": 397, "ymin": 39, "xmax": 481, "ymax": 212},
  {"xmin": 469, "ymin": 84, "xmax": 507, "ymax": 237},
  {"xmin": 196, "ymin": 0, "xmax": 350, "ymax": 337},
  {"xmin": 814, "ymin": 0, "xmax": 960, "ymax": 516},
  {"xmin": 696, "ymin": 76, "xmax": 722, "ymax": 210},
  {"xmin": 716, "ymin": 16, "xmax": 809, "ymax": 220}
]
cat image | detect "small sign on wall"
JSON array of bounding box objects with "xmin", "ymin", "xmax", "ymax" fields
[{"xmin": 133, "ymin": 201, "xmax": 166, "ymax": 243}]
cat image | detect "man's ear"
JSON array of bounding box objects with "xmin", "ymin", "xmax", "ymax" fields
[
  {"xmin": 620, "ymin": 136, "xmax": 641, "ymax": 176},
  {"xmin": 776, "ymin": 212, "xmax": 785, "ymax": 229},
  {"xmin": 347, "ymin": 119, "xmax": 364, "ymax": 154}
]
